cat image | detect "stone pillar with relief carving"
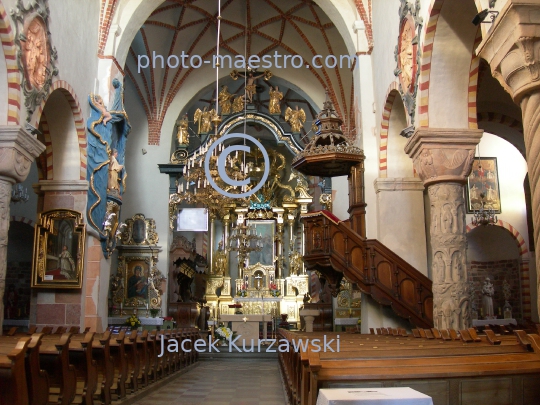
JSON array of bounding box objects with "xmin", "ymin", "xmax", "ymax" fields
[
  {"xmin": 477, "ymin": 0, "xmax": 540, "ymax": 319},
  {"xmin": 405, "ymin": 128, "xmax": 482, "ymax": 330},
  {"xmin": 0, "ymin": 126, "xmax": 45, "ymax": 333}
]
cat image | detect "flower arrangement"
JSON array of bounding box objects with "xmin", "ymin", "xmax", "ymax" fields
[
  {"xmin": 237, "ymin": 282, "xmax": 248, "ymax": 297},
  {"xmin": 125, "ymin": 314, "xmax": 141, "ymax": 330},
  {"xmin": 215, "ymin": 325, "xmax": 234, "ymax": 344},
  {"xmin": 269, "ymin": 282, "xmax": 281, "ymax": 297}
]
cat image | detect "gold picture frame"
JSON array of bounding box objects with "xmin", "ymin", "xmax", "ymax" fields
[
  {"xmin": 32, "ymin": 209, "xmax": 86, "ymax": 289},
  {"xmin": 466, "ymin": 157, "xmax": 501, "ymax": 214}
]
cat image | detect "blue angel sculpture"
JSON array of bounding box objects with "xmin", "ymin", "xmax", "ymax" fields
[{"xmin": 86, "ymin": 78, "xmax": 131, "ymax": 257}]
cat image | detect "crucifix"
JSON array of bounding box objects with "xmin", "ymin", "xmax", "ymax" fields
[{"xmin": 254, "ymin": 273, "xmax": 263, "ymax": 290}]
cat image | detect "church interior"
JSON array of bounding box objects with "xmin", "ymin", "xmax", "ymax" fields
[{"xmin": 2, "ymin": 0, "xmax": 540, "ymax": 404}]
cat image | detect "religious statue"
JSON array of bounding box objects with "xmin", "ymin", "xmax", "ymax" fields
[
  {"xmin": 289, "ymin": 242, "xmax": 303, "ymax": 276},
  {"xmin": 212, "ymin": 241, "xmax": 229, "ymax": 276},
  {"xmin": 193, "ymin": 106, "xmax": 215, "ymax": 134},
  {"xmin": 268, "ymin": 86, "xmax": 283, "ymax": 114},
  {"xmin": 58, "ymin": 245, "xmax": 76, "ymax": 279},
  {"xmin": 176, "ymin": 114, "xmax": 189, "ymax": 145},
  {"xmin": 218, "ymin": 85, "xmax": 233, "ymax": 114},
  {"xmin": 398, "ymin": 19, "xmax": 415, "ymax": 90},
  {"xmin": 107, "ymin": 149, "xmax": 124, "ymax": 194},
  {"xmin": 24, "ymin": 18, "xmax": 49, "ymax": 90},
  {"xmin": 285, "ymin": 106, "xmax": 306, "ymax": 133},
  {"xmin": 87, "ymin": 78, "xmax": 131, "ymax": 257},
  {"xmin": 94, "ymin": 95, "xmax": 113, "ymax": 126},
  {"xmin": 482, "ymin": 277, "xmax": 495, "ymax": 318},
  {"xmin": 230, "ymin": 69, "xmax": 272, "ymax": 103},
  {"xmin": 231, "ymin": 95, "xmax": 244, "ymax": 113}
]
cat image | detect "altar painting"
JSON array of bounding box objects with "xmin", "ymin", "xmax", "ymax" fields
[{"xmin": 466, "ymin": 157, "xmax": 501, "ymax": 214}]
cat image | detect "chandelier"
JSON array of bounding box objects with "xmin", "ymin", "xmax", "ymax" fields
[
  {"xmin": 227, "ymin": 222, "xmax": 262, "ymax": 274},
  {"xmin": 472, "ymin": 192, "xmax": 497, "ymax": 226},
  {"xmin": 11, "ymin": 183, "xmax": 29, "ymax": 203}
]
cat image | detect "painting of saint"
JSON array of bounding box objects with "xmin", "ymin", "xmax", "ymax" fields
[
  {"xmin": 466, "ymin": 158, "xmax": 501, "ymax": 213},
  {"xmin": 44, "ymin": 218, "xmax": 79, "ymax": 281},
  {"xmin": 127, "ymin": 264, "xmax": 148, "ymax": 299},
  {"xmin": 248, "ymin": 221, "xmax": 275, "ymax": 266}
]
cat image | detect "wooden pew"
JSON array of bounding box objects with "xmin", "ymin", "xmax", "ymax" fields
[
  {"xmin": 0, "ymin": 336, "xmax": 31, "ymax": 405},
  {"xmin": 38, "ymin": 333, "xmax": 77, "ymax": 405},
  {"xmin": 278, "ymin": 329, "xmax": 540, "ymax": 405},
  {"xmin": 0, "ymin": 333, "xmax": 49, "ymax": 405}
]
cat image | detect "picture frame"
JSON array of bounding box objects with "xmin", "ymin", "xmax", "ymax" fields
[
  {"xmin": 466, "ymin": 157, "xmax": 501, "ymax": 214},
  {"xmin": 32, "ymin": 209, "xmax": 86, "ymax": 289},
  {"xmin": 247, "ymin": 220, "xmax": 275, "ymax": 266},
  {"xmin": 120, "ymin": 256, "xmax": 153, "ymax": 307}
]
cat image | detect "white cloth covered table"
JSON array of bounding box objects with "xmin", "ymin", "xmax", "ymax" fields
[{"xmin": 316, "ymin": 387, "xmax": 433, "ymax": 405}]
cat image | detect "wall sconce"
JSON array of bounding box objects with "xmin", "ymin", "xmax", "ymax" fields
[{"xmin": 472, "ymin": 9, "xmax": 499, "ymax": 26}]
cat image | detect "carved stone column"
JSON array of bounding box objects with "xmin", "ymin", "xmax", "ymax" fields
[
  {"xmin": 405, "ymin": 128, "xmax": 482, "ymax": 329},
  {"xmin": 0, "ymin": 126, "xmax": 45, "ymax": 333},
  {"xmin": 477, "ymin": 0, "xmax": 540, "ymax": 318}
]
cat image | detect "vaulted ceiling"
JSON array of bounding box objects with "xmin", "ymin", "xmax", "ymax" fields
[{"xmin": 124, "ymin": 0, "xmax": 356, "ymax": 145}]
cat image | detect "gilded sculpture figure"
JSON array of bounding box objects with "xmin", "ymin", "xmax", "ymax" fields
[
  {"xmin": 399, "ymin": 19, "xmax": 415, "ymax": 90},
  {"xmin": 268, "ymin": 86, "xmax": 283, "ymax": 114},
  {"xmin": 218, "ymin": 86, "xmax": 233, "ymax": 114},
  {"xmin": 176, "ymin": 115, "xmax": 189, "ymax": 145},
  {"xmin": 231, "ymin": 95, "xmax": 244, "ymax": 113},
  {"xmin": 193, "ymin": 107, "xmax": 215, "ymax": 134},
  {"xmin": 212, "ymin": 241, "xmax": 229, "ymax": 276},
  {"xmin": 107, "ymin": 149, "xmax": 124, "ymax": 193},
  {"xmin": 23, "ymin": 18, "xmax": 49, "ymax": 90},
  {"xmin": 230, "ymin": 69, "xmax": 272, "ymax": 103},
  {"xmin": 285, "ymin": 106, "xmax": 306, "ymax": 133}
]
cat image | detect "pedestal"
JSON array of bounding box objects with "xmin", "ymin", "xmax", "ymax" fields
[{"xmin": 299, "ymin": 309, "xmax": 320, "ymax": 332}]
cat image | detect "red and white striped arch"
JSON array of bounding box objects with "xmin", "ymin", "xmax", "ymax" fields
[
  {"xmin": 38, "ymin": 111, "xmax": 54, "ymax": 180},
  {"xmin": 378, "ymin": 82, "xmax": 400, "ymax": 177},
  {"xmin": 32, "ymin": 81, "xmax": 87, "ymax": 180},
  {"xmin": 10, "ymin": 216, "xmax": 35, "ymax": 227},
  {"xmin": 0, "ymin": 0, "xmax": 20, "ymax": 125},
  {"xmin": 466, "ymin": 220, "xmax": 531, "ymax": 320}
]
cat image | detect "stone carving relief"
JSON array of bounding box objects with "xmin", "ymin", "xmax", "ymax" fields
[
  {"xmin": 429, "ymin": 183, "xmax": 469, "ymax": 330},
  {"xmin": 11, "ymin": 0, "xmax": 59, "ymax": 121},
  {"xmin": 394, "ymin": 0, "xmax": 423, "ymax": 122}
]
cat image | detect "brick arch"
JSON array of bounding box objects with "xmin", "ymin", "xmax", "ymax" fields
[
  {"xmin": 378, "ymin": 82, "xmax": 400, "ymax": 177},
  {"xmin": 466, "ymin": 220, "xmax": 531, "ymax": 319},
  {"xmin": 417, "ymin": 0, "xmax": 484, "ymax": 127},
  {"xmin": 467, "ymin": 27, "xmax": 483, "ymax": 129},
  {"xmin": 32, "ymin": 81, "xmax": 87, "ymax": 180},
  {"xmin": 0, "ymin": 0, "xmax": 21, "ymax": 125},
  {"xmin": 37, "ymin": 111, "xmax": 53, "ymax": 180},
  {"xmin": 10, "ymin": 216, "xmax": 35, "ymax": 228}
]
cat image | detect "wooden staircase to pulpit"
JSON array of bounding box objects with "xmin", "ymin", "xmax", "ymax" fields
[
  {"xmin": 302, "ymin": 210, "xmax": 433, "ymax": 328},
  {"xmin": 292, "ymin": 92, "xmax": 433, "ymax": 328}
]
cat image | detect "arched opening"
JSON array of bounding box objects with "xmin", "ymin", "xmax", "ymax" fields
[
  {"xmin": 467, "ymin": 225, "xmax": 523, "ymax": 320},
  {"xmin": 386, "ymin": 93, "xmax": 412, "ymax": 178}
]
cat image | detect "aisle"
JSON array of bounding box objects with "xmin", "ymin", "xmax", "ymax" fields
[{"xmin": 133, "ymin": 359, "xmax": 287, "ymax": 405}]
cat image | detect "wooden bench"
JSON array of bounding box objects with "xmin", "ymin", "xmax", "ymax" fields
[
  {"xmin": 278, "ymin": 329, "xmax": 540, "ymax": 405},
  {"xmin": 0, "ymin": 336, "xmax": 31, "ymax": 405}
]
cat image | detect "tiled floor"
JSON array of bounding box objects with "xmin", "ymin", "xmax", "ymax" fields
[{"xmin": 133, "ymin": 359, "xmax": 287, "ymax": 405}]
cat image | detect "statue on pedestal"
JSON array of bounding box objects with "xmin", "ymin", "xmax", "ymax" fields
[
  {"xmin": 212, "ymin": 241, "xmax": 229, "ymax": 276},
  {"xmin": 268, "ymin": 86, "xmax": 283, "ymax": 114},
  {"xmin": 482, "ymin": 277, "xmax": 494, "ymax": 318}
]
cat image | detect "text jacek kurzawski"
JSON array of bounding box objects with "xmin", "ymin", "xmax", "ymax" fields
[{"xmin": 158, "ymin": 334, "xmax": 341, "ymax": 356}]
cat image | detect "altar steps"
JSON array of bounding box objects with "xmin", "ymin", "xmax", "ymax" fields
[{"xmin": 199, "ymin": 345, "xmax": 279, "ymax": 360}]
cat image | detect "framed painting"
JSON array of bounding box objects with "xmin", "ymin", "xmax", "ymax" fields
[
  {"xmin": 32, "ymin": 209, "xmax": 86, "ymax": 289},
  {"xmin": 121, "ymin": 256, "xmax": 153, "ymax": 307},
  {"xmin": 466, "ymin": 157, "xmax": 501, "ymax": 214},
  {"xmin": 247, "ymin": 220, "xmax": 275, "ymax": 266}
]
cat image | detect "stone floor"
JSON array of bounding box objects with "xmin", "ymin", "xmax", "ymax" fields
[{"xmin": 133, "ymin": 359, "xmax": 287, "ymax": 405}]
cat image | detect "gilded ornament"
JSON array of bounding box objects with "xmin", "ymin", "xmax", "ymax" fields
[{"xmin": 285, "ymin": 106, "xmax": 306, "ymax": 133}]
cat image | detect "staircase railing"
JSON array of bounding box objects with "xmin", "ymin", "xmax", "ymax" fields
[{"xmin": 302, "ymin": 211, "xmax": 433, "ymax": 328}]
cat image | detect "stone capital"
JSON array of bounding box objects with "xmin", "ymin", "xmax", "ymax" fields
[
  {"xmin": 374, "ymin": 177, "xmax": 424, "ymax": 193},
  {"xmin": 477, "ymin": 0, "xmax": 540, "ymax": 103},
  {"xmin": 404, "ymin": 128, "xmax": 482, "ymax": 187},
  {"xmin": 0, "ymin": 125, "xmax": 45, "ymax": 183}
]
